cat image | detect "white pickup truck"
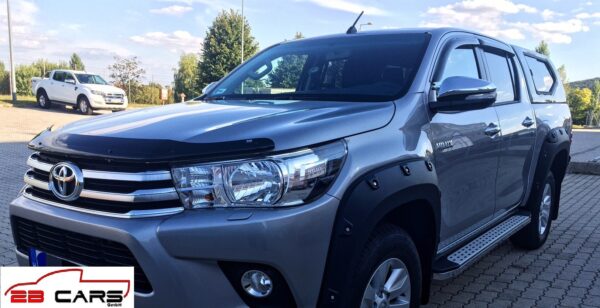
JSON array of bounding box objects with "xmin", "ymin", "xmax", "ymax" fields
[{"xmin": 32, "ymin": 70, "xmax": 128, "ymax": 114}]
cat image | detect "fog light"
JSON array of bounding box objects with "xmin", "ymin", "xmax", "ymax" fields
[{"xmin": 241, "ymin": 270, "xmax": 273, "ymax": 298}]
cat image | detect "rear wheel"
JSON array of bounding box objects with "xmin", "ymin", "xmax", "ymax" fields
[
  {"xmin": 511, "ymin": 172, "xmax": 556, "ymax": 249},
  {"xmin": 78, "ymin": 96, "xmax": 93, "ymax": 115},
  {"xmin": 349, "ymin": 225, "xmax": 421, "ymax": 308},
  {"xmin": 37, "ymin": 90, "xmax": 51, "ymax": 109}
]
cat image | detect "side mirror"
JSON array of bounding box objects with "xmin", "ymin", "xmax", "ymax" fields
[
  {"xmin": 65, "ymin": 79, "xmax": 76, "ymax": 85},
  {"xmin": 202, "ymin": 82, "xmax": 216, "ymax": 94},
  {"xmin": 429, "ymin": 76, "xmax": 497, "ymax": 111}
]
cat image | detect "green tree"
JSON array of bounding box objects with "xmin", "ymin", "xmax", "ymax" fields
[
  {"xmin": 267, "ymin": 32, "xmax": 306, "ymax": 89},
  {"xmin": 591, "ymin": 81, "xmax": 600, "ymax": 126},
  {"xmin": 535, "ymin": 40, "xmax": 550, "ymax": 56},
  {"xmin": 108, "ymin": 56, "xmax": 146, "ymax": 103},
  {"xmin": 197, "ymin": 9, "xmax": 259, "ymax": 89},
  {"xmin": 567, "ymin": 87, "xmax": 592, "ymax": 125},
  {"xmin": 136, "ymin": 82, "xmax": 162, "ymax": 104},
  {"xmin": 174, "ymin": 53, "xmax": 200, "ymax": 100},
  {"xmin": 15, "ymin": 64, "xmax": 39, "ymax": 96},
  {"xmin": 69, "ymin": 53, "xmax": 85, "ymax": 71},
  {"xmin": 0, "ymin": 62, "xmax": 9, "ymax": 94}
]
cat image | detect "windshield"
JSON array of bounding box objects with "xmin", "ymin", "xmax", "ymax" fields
[
  {"xmin": 205, "ymin": 33, "xmax": 430, "ymax": 102},
  {"xmin": 75, "ymin": 74, "xmax": 108, "ymax": 85}
]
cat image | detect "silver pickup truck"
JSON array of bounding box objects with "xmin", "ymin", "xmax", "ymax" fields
[{"xmin": 11, "ymin": 28, "xmax": 571, "ymax": 307}]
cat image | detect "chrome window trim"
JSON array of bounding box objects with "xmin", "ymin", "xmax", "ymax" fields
[{"xmin": 22, "ymin": 188, "xmax": 184, "ymax": 219}]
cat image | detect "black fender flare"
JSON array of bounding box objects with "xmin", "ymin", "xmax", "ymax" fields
[
  {"xmin": 318, "ymin": 158, "xmax": 441, "ymax": 306},
  {"xmin": 531, "ymin": 127, "xmax": 571, "ymax": 219}
]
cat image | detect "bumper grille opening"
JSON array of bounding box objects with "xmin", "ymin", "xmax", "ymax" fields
[{"xmin": 12, "ymin": 216, "xmax": 153, "ymax": 294}]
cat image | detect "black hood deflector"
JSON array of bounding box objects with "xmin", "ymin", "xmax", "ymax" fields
[{"xmin": 29, "ymin": 100, "xmax": 394, "ymax": 163}]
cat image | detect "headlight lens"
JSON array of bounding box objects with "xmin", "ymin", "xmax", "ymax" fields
[
  {"xmin": 172, "ymin": 140, "xmax": 346, "ymax": 208},
  {"xmin": 91, "ymin": 90, "xmax": 105, "ymax": 96}
]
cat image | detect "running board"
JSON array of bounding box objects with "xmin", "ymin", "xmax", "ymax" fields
[{"xmin": 433, "ymin": 214, "xmax": 530, "ymax": 280}]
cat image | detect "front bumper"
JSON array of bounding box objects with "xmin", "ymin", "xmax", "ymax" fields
[
  {"xmin": 10, "ymin": 193, "xmax": 339, "ymax": 307},
  {"xmin": 90, "ymin": 94, "xmax": 128, "ymax": 110}
]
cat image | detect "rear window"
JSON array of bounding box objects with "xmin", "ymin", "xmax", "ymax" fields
[
  {"xmin": 485, "ymin": 51, "xmax": 516, "ymax": 103},
  {"xmin": 524, "ymin": 56, "xmax": 555, "ymax": 94},
  {"xmin": 206, "ymin": 33, "xmax": 431, "ymax": 102}
]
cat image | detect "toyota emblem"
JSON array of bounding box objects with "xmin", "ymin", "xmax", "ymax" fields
[{"xmin": 49, "ymin": 162, "xmax": 84, "ymax": 201}]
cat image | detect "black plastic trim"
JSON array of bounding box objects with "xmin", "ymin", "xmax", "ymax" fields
[
  {"xmin": 317, "ymin": 158, "xmax": 441, "ymax": 307},
  {"xmin": 218, "ymin": 261, "xmax": 297, "ymax": 308}
]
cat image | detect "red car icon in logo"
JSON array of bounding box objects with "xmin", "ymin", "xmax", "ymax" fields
[{"xmin": 4, "ymin": 268, "xmax": 131, "ymax": 304}]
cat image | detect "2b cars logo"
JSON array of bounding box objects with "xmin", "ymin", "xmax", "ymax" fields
[{"xmin": 1, "ymin": 267, "xmax": 133, "ymax": 307}]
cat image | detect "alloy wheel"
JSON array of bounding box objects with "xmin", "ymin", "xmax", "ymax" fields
[
  {"xmin": 361, "ymin": 258, "xmax": 411, "ymax": 308},
  {"xmin": 539, "ymin": 182, "xmax": 552, "ymax": 235}
]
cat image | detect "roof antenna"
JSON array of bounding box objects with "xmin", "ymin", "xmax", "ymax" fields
[{"xmin": 346, "ymin": 11, "xmax": 364, "ymax": 34}]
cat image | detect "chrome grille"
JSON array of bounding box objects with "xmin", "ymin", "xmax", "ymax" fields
[
  {"xmin": 23, "ymin": 152, "xmax": 183, "ymax": 218},
  {"xmin": 105, "ymin": 93, "xmax": 124, "ymax": 99}
]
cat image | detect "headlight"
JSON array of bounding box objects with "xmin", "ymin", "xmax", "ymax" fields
[
  {"xmin": 91, "ymin": 90, "xmax": 105, "ymax": 96},
  {"xmin": 172, "ymin": 140, "xmax": 347, "ymax": 208}
]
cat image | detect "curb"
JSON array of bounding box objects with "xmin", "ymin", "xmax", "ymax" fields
[{"xmin": 567, "ymin": 162, "xmax": 600, "ymax": 175}]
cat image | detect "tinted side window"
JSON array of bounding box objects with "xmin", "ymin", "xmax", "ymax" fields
[
  {"xmin": 53, "ymin": 72, "xmax": 65, "ymax": 82},
  {"xmin": 64, "ymin": 73, "xmax": 75, "ymax": 82},
  {"xmin": 525, "ymin": 56, "xmax": 555, "ymax": 93},
  {"xmin": 440, "ymin": 47, "xmax": 480, "ymax": 81},
  {"xmin": 484, "ymin": 51, "xmax": 515, "ymax": 103}
]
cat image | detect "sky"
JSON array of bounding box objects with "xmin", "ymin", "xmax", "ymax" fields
[{"xmin": 0, "ymin": 0, "xmax": 599, "ymax": 86}]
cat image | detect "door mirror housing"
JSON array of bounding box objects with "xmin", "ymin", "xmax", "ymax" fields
[
  {"xmin": 65, "ymin": 78, "xmax": 76, "ymax": 85},
  {"xmin": 202, "ymin": 82, "xmax": 217, "ymax": 95},
  {"xmin": 429, "ymin": 76, "xmax": 497, "ymax": 111}
]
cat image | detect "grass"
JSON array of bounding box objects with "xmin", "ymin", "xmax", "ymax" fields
[
  {"xmin": 0, "ymin": 94, "xmax": 36, "ymax": 107},
  {"xmin": 0, "ymin": 94, "xmax": 158, "ymax": 109}
]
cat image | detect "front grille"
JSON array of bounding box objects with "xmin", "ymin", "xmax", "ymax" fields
[
  {"xmin": 36, "ymin": 152, "xmax": 169, "ymax": 173},
  {"xmin": 105, "ymin": 93, "xmax": 124, "ymax": 99},
  {"xmin": 12, "ymin": 216, "xmax": 153, "ymax": 294},
  {"xmin": 24, "ymin": 152, "xmax": 182, "ymax": 216}
]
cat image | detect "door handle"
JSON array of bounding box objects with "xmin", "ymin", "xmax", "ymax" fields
[
  {"xmin": 522, "ymin": 117, "xmax": 535, "ymax": 127},
  {"xmin": 484, "ymin": 123, "xmax": 501, "ymax": 136}
]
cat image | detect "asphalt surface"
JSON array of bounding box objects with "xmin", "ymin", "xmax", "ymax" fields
[
  {"xmin": 1, "ymin": 104, "xmax": 599, "ymax": 307},
  {"xmin": 571, "ymin": 129, "xmax": 600, "ymax": 163}
]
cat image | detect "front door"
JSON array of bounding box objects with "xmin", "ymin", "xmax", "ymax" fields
[{"xmin": 430, "ymin": 38, "xmax": 501, "ymax": 250}]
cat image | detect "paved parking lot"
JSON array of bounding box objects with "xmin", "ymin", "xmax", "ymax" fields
[{"xmin": 1, "ymin": 105, "xmax": 599, "ymax": 306}]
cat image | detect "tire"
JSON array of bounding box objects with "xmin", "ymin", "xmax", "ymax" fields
[
  {"xmin": 347, "ymin": 225, "xmax": 422, "ymax": 308},
  {"xmin": 78, "ymin": 96, "xmax": 93, "ymax": 115},
  {"xmin": 510, "ymin": 172, "xmax": 556, "ymax": 250},
  {"xmin": 37, "ymin": 90, "xmax": 51, "ymax": 109}
]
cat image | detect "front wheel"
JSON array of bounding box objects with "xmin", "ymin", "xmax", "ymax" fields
[
  {"xmin": 37, "ymin": 90, "xmax": 51, "ymax": 109},
  {"xmin": 78, "ymin": 96, "xmax": 93, "ymax": 115},
  {"xmin": 511, "ymin": 172, "xmax": 556, "ymax": 250},
  {"xmin": 349, "ymin": 225, "xmax": 421, "ymax": 308}
]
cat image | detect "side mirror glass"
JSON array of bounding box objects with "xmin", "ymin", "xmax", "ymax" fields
[
  {"xmin": 65, "ymin": 79, "xmax": 76, "ymax": 85},
  {"xmin": 429, "ymin": 76, "xmax": 497, "ymax": 111}
]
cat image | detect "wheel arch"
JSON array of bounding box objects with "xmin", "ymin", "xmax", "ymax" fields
[
  {"xmin": 36, "ymin": 87, "xmax": 46, "ymax": 97},
  {"xmin": 77, "ymin": 93, "xmax": 90, "ymax": 104},
  {"xmin": 530, "ymin": 127, "xmax": 571, "ymax": 220},
  {"xmin": 318, "ymin": 158, "xmax": 441, "ymax": 306}
]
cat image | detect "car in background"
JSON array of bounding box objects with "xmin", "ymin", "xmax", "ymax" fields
[{"xmin": 31, "ymin": 70, "xmax": 128, "ymax": 114}]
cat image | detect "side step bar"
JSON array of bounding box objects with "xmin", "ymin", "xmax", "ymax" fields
[{"xmin": 433, "ymin": 214, "xmax": 530, "ymax": 280}]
